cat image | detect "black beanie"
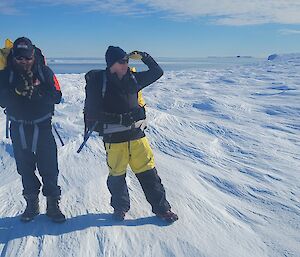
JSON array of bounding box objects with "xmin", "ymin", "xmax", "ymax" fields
[{"xmin": 105, "ymin": 46, "xmax": 127, "ymax": 68}]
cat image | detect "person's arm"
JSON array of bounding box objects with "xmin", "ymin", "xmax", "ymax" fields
[
  {"xmin": 131, "ymin": 52, "xmax": 163, "ymax": 91},
  {"xmin": 0, "ymin": 70, "xmax": 16, "ymax": 108}
]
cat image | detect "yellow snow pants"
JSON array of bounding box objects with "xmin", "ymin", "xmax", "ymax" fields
[{"xmin": 104, "ymin": 137, "xmax": 155, "ymax": 176}]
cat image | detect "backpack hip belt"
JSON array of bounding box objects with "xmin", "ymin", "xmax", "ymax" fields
[
  {"xmin": 6, "ymin": 112, "xmax": 53, "ymax": 153},
  {"xmin": 103, "ymin": 119, "xmax": 147, "ymax": 134},
  {"xmin": 103, "ymin": 106, "xmax": 146, "ymax": 125}
]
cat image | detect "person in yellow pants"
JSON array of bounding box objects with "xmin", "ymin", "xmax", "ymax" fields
[{"xmin": 87, "ymin": 46, "xmax": 178, "ymax": 223}]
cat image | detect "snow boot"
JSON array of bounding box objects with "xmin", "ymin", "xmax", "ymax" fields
[
  {"xmin": 46, "ymin": 196, "xmax": 66, "ymax": 223},
  {"xmin": 156, "ymin": 210, "xmax": 178, "ymax": 223},
  {"xmin": 21, "ymin": 194, "xmax": 39, "ymax": 222},
  {"xmin": 112, "ymin": 210, "xmax": 126, "ymax": 221}
]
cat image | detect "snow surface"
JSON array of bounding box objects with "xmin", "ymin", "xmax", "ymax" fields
[{"xmin": 0, "ymin": 59, "xmax": 299, "ymax": 257}]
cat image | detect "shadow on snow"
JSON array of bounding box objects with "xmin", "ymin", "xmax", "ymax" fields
[{"xmin": 0, "ymin": 213, "xmax": 171, "ymax": 244}]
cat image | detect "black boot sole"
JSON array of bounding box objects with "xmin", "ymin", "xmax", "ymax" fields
[
  {"xmin": 156, "ymin": 214, "xmax": 179, "ymax": 223},
  {"xmin": 50, "ymin": 218, "xmax": 66, "ymax": 223},
  {"xmin": 46, "ymin": 213, "xmax": 66, "ymax": 223},
  {"xmin": 20, "ymin": 213, "xmax": 39, "ymax": 222},
  {"xmin": 112, "ymin": 215, "xmax": 125, "ymax": 221}
]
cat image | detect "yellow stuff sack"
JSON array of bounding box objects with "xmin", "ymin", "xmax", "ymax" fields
[
  {"xmin": 0, "ymin": 39, "xmax": 13, "ymax": 70},
  {"xmin": 130, "ymin": 67, "xmax": 146, "ymax": 107}
]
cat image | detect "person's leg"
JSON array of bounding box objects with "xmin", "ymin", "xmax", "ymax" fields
[
  {"xmin": 36, "ymin": 121, "xmax": 65, "ymax": 223},
  {"xmin": 136, "ymin": 168, "xmax": 171, "ymax": 214},
  {"xmin": 36, "ymin": 122, "xmax": 61, "ymax": 197},
  {"xmin": 10, "ymin": 123, "xmax": 40, "ymax": 221},
  {"xmin": 105, "ymin": 142, "xmax": 130, "ymax": 218},
  {"xmin": 129, "ymin": 137, "xmax": 173, "ymax": 214},
  {"xmin": 10, "ymin": 123, "xmax": 41, "ymax": 196}
]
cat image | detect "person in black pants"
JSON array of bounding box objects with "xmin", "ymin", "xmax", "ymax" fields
[{"xmin": 0, "ymin": 37, "xmax": 65, "ymax": 223}]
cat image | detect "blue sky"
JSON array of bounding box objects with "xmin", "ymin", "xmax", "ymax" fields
[{"xmin": 1, "ymin": 0, "xmax": 300, "ymax": 58}]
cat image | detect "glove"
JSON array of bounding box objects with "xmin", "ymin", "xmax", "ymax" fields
[
  {"xmin": 121, "ymin": 112, "xmax": 135, "ymax": 127},
  {"xmin": 14, "ymin": 71, "xmax": 34, "ymax": 97},
  {"xmin": 121, "ymin": 107, "xmax": 146, "ymax": 127},
  {"xmin": 128, "ymin": 51, "xmax": 149, "ymax": 60},
  {"xmin": 15, "ymin": 72, "xmax": 44, "ymax": 100},
  {"xmin": 28, "ymin": 87, "xmax": 44, "ymax": 101}
]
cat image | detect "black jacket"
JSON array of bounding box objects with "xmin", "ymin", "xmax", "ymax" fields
[
  {"xmin": 85, "ymin": 54, "xmax": 163, "ymax": 143},
  {"xmin": 0, "ymin": 64, "xmax": 62, "ymax": 121}
]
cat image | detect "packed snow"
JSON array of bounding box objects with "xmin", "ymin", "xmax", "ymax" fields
[{"xmin": 0, "ymin": 58, "xmax": 299, "ymax": 257}]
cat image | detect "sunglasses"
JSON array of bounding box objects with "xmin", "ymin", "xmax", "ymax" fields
[
  {"xmin": 15, "ymin": 56, "xmax": 34, "ymax": 61},
  {"xmin": 117, "ymin": 59, "xmax": 129, "ymax": 65}
]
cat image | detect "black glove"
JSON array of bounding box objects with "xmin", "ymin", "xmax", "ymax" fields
[
  {"xmin": 128, "ymin": 51, "xmax": 149, "ymax": 61},
  {"xmin": 121, "ymin": 112, "xmax": 135, "ymax": 127},
  {"xmin": 121, "ymin": 107, "xmax": 146, "ymax": 127},
  {"xmin": 14, "ymin": 71, "xmax": 34, "ymax": 97},
  {"xmin": 28, "ymin": 87, "xmax": 44, "ymax": 101}
]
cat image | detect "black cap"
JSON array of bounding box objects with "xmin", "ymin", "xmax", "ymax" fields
[
  {"xmin": 105, "ymin": 46, "xmax": 127, "ymax": 68},
  {"xmin": 12, "ymin": 37, "xmax": 34, "ymax": 58}
]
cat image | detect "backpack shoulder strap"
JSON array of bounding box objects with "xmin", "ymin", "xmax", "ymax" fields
[
  {"xmin": 34, "ymin": 46, "xmax": 46, "ymax": 65},
  {"xmin": 102, "ymin": 71, "xmax": 107, "ymax": 98},
  {"xmin": 130, "ymin": 71, "xmax": 138, "ymax": 84},
  {"xmin": 85, "ymin": 69, "xmax": 104, "ymax": 81},
  {"xmin": 9, "ymin": 70, "xmax": 14, "ymax": 84},
  {"xmin": 85, "ymin": 69, "xmax": 106, "ymax": 96},
  {"xmin": 32, "ymin": 46, "xmax": 46, "ymax": 83},
  {"xmin": 37, "ymin": 64, "xmax": 46, "ymax": 83}
]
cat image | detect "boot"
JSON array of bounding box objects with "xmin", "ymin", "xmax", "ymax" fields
[
  {"xmin": 21, "ymin": 194, "xmax": 39, "ymax": 222},
  {"xmin": 46, "ymin": 196, "xmax": 66, "ymax": 223},
  {"xmin": 112, "ymin": 210, "xmax": 126, "ymax": 221},
  {"xmin": 156, "ymin": 210, "xmax": 178, "ymax": 223}
]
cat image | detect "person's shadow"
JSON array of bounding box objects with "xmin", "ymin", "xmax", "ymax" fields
[{"xmin": 0, "ymin": 213, "xmax": 170, "ymax": 248}]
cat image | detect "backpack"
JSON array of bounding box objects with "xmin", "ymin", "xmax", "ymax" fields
[
  {"xmin": 83, "ymin": 69, "xmax": 106, "ymax": 135},
  {"xmin": 83, "ymin": 68, "xmax": 146, "ymax": 136}
]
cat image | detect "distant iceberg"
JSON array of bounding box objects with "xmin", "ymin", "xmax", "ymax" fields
[
  {"xmin": 267, "ymin": 54, "xmax": 278, "ymax": 61},
  {"xmin": 267, "ymin": 53, "xmax": 300, "ymax": 62},
  {"xmin": 47, "ymin": 58, "xmax": 105, "ymax": 64}
]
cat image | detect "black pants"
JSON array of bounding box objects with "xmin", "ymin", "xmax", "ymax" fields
[
  {"xmin": 107, "ymin": 168, "xmax": 171, "ymax": 214},
  {"xmin": 10, "ymin": 120, "xmax": 61, "ymax": 197}
]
